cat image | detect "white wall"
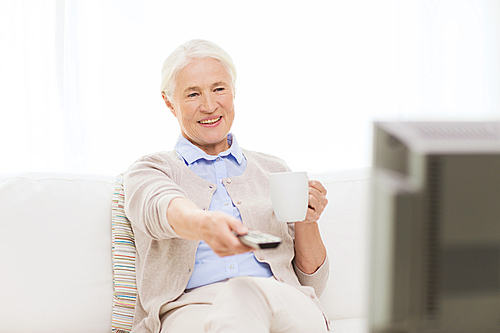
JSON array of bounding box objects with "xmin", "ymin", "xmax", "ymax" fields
[{"xmin": 1, "ymin": 0, "xmax": 499, "ymax": 175}]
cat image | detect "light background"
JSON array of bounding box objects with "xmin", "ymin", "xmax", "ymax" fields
[{"xmin": 1, "ymin": 0, "xmax": 499, "ymax": 175}]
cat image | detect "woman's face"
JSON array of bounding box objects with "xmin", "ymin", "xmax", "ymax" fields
[{"xmin": 164, "ymin": 58, "xmax": 235, "ymax": 155}]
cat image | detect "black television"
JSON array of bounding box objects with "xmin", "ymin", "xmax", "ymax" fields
[{"xmin": 369, "ymin": 121, "xmax": 500, "ymax": 333}]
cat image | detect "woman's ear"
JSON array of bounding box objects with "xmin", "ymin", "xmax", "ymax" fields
[{"xmin": 161, "ymin": 92, "xmax": 177, "ymax": 116}]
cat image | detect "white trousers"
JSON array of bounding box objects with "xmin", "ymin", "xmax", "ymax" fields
[{"xmin": 160, "ymin": 276, "xmax": 328, "ymax": 333}]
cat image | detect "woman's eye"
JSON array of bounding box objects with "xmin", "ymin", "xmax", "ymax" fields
[{"xmin": 214, "ymin": 87, "xmax": 225, "ymax": 92}]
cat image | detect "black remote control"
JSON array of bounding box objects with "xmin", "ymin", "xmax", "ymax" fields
[{"xmin": 234, "ymin": 230, "xmax": 282, "ymax": 249}]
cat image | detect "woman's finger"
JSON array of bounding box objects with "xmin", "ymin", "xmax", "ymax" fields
[{"xmin": 308, "ymin": 179, "xmax": 327, "ymax": 195}]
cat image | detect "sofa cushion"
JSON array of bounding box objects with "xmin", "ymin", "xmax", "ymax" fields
[
  {"xmin": 111, "ymin": 173, "xmax": 137, "ymax": 333},
  {"xmin": 0, "ymin": 173, "xmax": 115, "ymax": 333},
  {"xmin": 311, "ymin": 168, "xmax": 371, "ymax": 320},
  {"xmin": 329, "ymin": 317, "xmax": 368, "ymax": 332}
]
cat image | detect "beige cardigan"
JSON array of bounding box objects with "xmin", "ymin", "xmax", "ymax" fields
[{"xmin": 124, "ymin": 149, "xmax": 330, "ymax": 333}]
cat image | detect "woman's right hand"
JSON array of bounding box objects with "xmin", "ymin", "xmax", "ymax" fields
[
  {"xmin": 196, "ymin": 210, "xmax": 254, "ymax": 257},
  {"xmin": 167, "ymin": 197, "xmax": 253, "ymax": 257}
]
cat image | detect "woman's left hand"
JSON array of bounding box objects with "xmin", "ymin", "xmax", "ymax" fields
[
  {"xmin": 302, "ymin": 180, "xmax": 328, "ymax": 223},
  {"xmin": 293, "ymin": 179, "xmax": 328, "ymax": 274}
]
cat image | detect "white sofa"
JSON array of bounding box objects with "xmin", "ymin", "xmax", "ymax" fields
[{"xmin": 0, "ymin": 169, "xmax": 371, "ymax": 333}]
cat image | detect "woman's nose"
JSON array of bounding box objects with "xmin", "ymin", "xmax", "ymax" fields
[{"xmin": 201, "ymin": 94, "xmax": 217, "ymax": 112}]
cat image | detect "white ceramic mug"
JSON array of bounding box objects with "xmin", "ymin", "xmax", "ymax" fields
[{"xmin": 269, "ymin": 171, "xmax": 309, "ymax": 222}]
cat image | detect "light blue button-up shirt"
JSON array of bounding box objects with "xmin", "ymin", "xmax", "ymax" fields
[{"xmin": 175, "ymin": 134, "xmax": 273, "ymax": 289}]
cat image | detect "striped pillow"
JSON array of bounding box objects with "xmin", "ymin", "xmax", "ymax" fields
[{"xmin": 111, "ymin": 173, "xmax": 137, "ymax": 332}]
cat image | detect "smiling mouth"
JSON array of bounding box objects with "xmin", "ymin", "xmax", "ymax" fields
[{"xmin": 198, "ymin": 116, "xmax": 222, "ymax": 125}]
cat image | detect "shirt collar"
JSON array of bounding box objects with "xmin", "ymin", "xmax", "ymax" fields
[{"xmin": 175, "ymin": 133, "xmax": 244, "ymax": 165}]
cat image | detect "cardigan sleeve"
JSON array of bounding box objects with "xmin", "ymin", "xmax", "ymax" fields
[
  {"xmin": 293, "ymin": 254, "xmax": 330, "ymax": 297},
  {"xmin": 124, "ymin": 153, "xmax": 188, "ymax": 240}
]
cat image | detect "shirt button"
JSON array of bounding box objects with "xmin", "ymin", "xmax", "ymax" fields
[
  {"xmin": 216, "ymin": 157, "xmax": 220, "ymax": 162},
  {"xmin": 219, "ymin": 179, "xmax": 223, "ymax": 184},
  {"xmin": 229, "ymin": 265, "xmax": 234, "ymax": 269},
  {"xmin": 224, "ymin": 202, "xmax": 229, "ymax": 206},
  {"xmin": 237, "ymin": 200, "xmax": 242, "ymax": 204},
  {"xmin": 259, "ymin": 256, "xmax": 264, "ymax": 261},
  {"xmin": 310, "ymin": 294, "xmax": 316, "ymax": 298},
  {"xmin": 226, "ymin": 179, "xmax": 232, "ymax": 184}
]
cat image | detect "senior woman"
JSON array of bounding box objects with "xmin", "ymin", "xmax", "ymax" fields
[{"xmin": 124, "ymin": 39, "xmax": 330, "ymax": 333}]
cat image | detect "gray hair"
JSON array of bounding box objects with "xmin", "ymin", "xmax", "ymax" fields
[{"xmin": 160, "ymin": 39, "xmax": 237, "ymax": 100}]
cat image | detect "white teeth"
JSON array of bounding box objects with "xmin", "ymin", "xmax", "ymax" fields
[{"xmin": 199, "ymin": 116, "xmax": 221, "ymax": 124}]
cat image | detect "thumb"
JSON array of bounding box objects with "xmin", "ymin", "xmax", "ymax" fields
[{"xmin": 228, "ymin": 218, "xmax": 248, "ymax": 236}]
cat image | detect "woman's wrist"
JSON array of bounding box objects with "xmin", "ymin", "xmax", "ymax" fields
[{"xmin": 167, "ymin": 197, "xmax": 204, "ymax": 240}]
